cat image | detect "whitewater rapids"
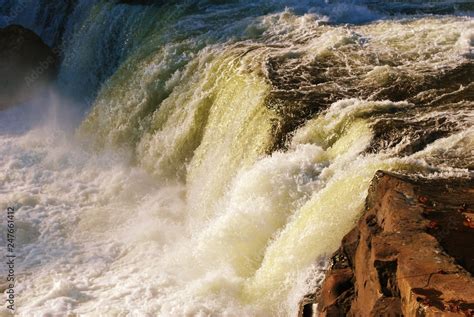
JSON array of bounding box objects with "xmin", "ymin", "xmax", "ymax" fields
[{"xmin": 0, "ymin": 1, "xmax": 473, "ymax": 316}]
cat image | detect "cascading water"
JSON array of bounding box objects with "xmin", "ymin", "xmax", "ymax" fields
[{"xmin": 0, "ymin": 1, "xmax": 473, "ymax": 316}]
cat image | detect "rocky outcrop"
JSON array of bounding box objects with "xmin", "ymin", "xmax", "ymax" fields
[
  {"xmin": 299, "ymin": 171, "xmax": 474, "ymax": 316},
  {"xmin": 0, "ymin": 25, "xmax": 59, "ymax": 110}
]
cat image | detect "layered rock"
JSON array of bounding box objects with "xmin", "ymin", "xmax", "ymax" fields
[
  {"xmin": 0, "ymin": 25, "xmax": 59, "ymax": 110},
  {"xmin": 299, "ymin": 171, "xmax": 474, "ymax": 316}
]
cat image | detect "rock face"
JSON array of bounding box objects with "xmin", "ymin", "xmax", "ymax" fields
[
  {"xmin": 299, "ymin": 171, "xmax": 474, "ymax": 317},
  {"xmin": 0, "ymin": 25, "xmax": 59, "ymax": 110}
]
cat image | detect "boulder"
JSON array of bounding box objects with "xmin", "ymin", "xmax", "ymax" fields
[
  {"xmin": 0, "ymin": 25, "xmax": 59, "ymax": 110},
  {"xmin": 299, "ymin": 171, "xmax": 474, "ymax": 316}
]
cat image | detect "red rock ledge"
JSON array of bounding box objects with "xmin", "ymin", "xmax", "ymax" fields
[{"xmin": 299, "ymin": 171, "xmax": 474, "ymax": 317}]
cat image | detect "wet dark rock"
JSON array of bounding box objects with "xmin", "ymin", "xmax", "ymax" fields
[
  {"xmin": 299, "ymin": 171, "xmax": 474, "ymax": 316},
  {"xmin": 0, "ymin": 25, "xmax": 59, "ymax": 110},
  {"xmin": 264, "ymin": 28, "xmax": 473, "ymax": 157}
]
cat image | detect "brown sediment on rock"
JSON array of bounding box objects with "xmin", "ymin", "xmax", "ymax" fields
[
  {"xmin": 299, "ymin": 171, "xmax": 474, "ymax": 317},
  {"xmin": 0, "ymin": 25, "xmax": 59, "ymax": 110}
]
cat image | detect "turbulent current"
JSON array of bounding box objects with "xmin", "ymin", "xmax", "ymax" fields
[{"xmin": 0, "ymin": 0, "xmax": 473, "ymax": 316}]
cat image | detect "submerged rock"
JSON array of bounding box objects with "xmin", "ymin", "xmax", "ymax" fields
[
  {"xmin": 0, "ymin": 25, "xmax": 59, "ymax": 110},
  {"xmin": 299, "ymin": 171, "xmax": 474, "ymax": 316}
]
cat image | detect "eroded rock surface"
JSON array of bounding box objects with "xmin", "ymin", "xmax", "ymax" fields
[{"xmin": 300, "ymin": 171, "xmax": 474, "ymax": 317}]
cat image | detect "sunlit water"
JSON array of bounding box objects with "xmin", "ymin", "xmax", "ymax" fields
[{"xmin": 0, "ymin": 1, "xmax": 473, "ymax": 316}]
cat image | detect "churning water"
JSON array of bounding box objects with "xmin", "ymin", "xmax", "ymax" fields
[{"xmin": 0, "ymin": 1, "xmax": 473, "ymax": 316}]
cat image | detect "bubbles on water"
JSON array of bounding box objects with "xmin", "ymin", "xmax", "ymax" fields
[{"xmin": 0, "ymin": 1, "xmax": 472, "ymax": 316}]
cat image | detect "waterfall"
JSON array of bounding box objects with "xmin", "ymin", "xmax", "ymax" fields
[{"xmin": 0, "ymin": 1, "xmax": 472, "ymax": 316}]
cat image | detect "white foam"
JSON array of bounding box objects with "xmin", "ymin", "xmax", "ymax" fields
[{"xmin": 0, "ymin": 4, "xmax": 473, "ymax": 316}]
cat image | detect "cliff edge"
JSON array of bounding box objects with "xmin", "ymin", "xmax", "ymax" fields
[
  {"xmin": 300, "ymin": 171, "xmax": 474, "ymax": 316},
  {"xmin": 0, "ymin": 25, "xmax": 59, "ymax": 110}
]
